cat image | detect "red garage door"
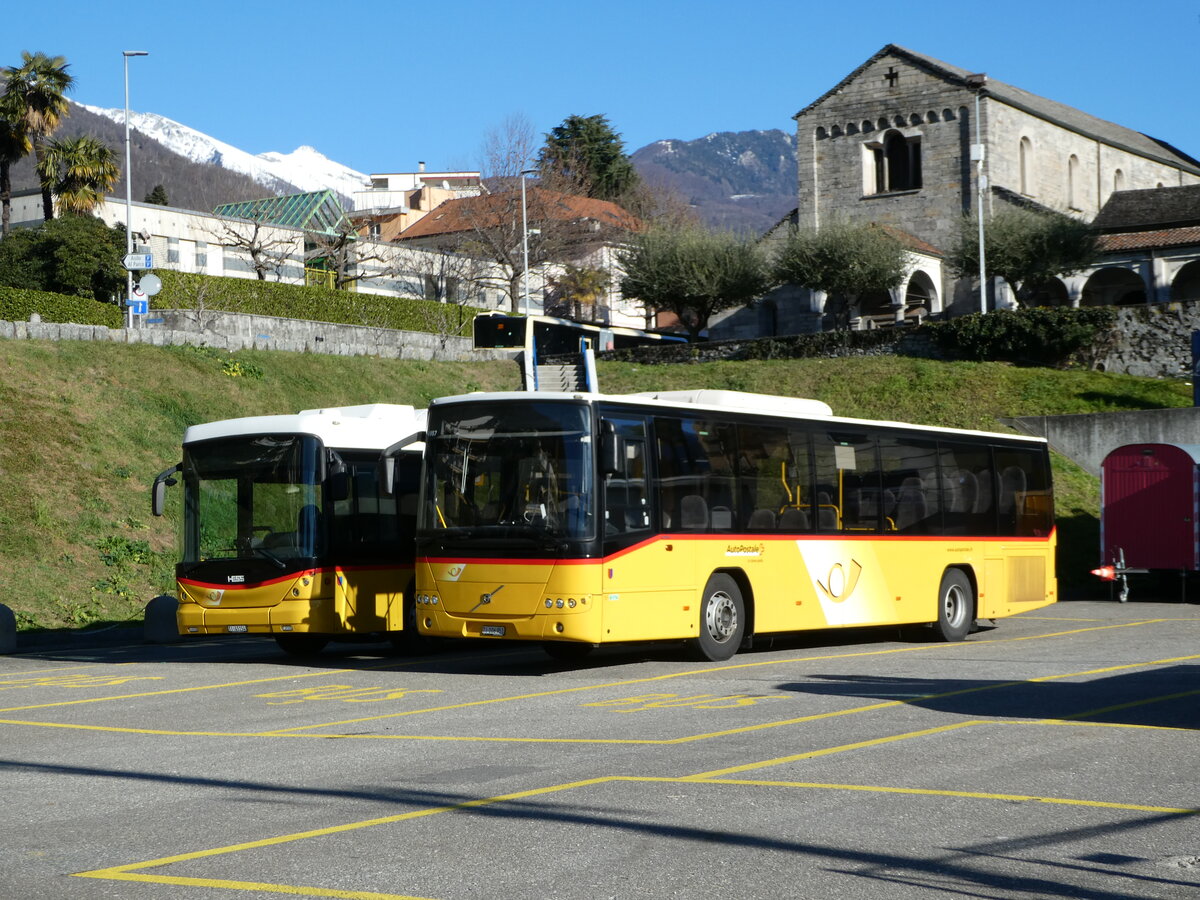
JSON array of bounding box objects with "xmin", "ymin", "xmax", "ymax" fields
[{"xmin": 1102, "ymin": 444, "xmax": 1198, "ymax": 571}]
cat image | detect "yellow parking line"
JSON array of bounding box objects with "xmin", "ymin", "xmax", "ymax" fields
[
  {"xmin": 687, "ymin": 722, "xmax": 981, "ymax": 778},
  {"xmin": 266, "ymin": 620, "xmax": 1163, "ymax": 735},
  {"xmin": 76, "ymin": 777, "xmax": 614, "ymax": 893},
  {"xmin": 689, "ymin": 778, "xmax": 1199, "ymax": 815},
  {"xmin": 77, "ymin": 761, "xmax": 1196, "ymax": 896}
]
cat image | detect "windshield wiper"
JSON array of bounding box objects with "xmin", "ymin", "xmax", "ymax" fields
[{"xmin": 252, "ymin": 545, "xmax": 287, "ymax": 569}]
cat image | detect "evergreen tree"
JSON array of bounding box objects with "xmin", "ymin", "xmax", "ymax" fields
[
  {"xmin": 144, "ymin": 184, "xmax": 168, "ymax": 205},
  {"xmin": 0, "ymin": 215, "xmax": 125, "ymax": 300},
  {"xmin": 537, "ymin": 114, "xmax": 639, "ymax": 202}
]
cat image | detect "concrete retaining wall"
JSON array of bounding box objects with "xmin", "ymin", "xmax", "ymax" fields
[
  {"xmin": 1, "ymin": 309, "xmax": 506, "ymax": 362},
  {"xmin": 1005, "ymin": 407, "xmax": 1200, "ymax": 476}
]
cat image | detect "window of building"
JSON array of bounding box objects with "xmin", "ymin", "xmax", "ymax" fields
[
  {"xmin": 866, "ymin": 130, "xmax": 922, "ymax": 194},
  {"xmin": 1067, "ymin": 155, "xmax": 1080, "ymax": 209},
  {"xmin": 1019, "ymin": 137, "xmax": 1033, "ymax": 196},
  {"xmin": 167, "ymin": 236, "xmax": 180, "ymax": 264},
  {"xmin": 368, "ymin": 222, "xmax": 381, "ymax": 239},
  {"xmin": 1114, "ymin": 168, "xmax": 1126, "ymax": 192}
]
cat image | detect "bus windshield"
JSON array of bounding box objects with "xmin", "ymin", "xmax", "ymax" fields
[
  {"xmin": 421, "ymin": 402, "xmax": 595, "ymax": 542},
  {"xmin": 182, "ymin": 435, "xmax": 323, "ymax": 566}
]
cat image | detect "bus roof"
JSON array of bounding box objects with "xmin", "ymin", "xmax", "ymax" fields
[
  {"xmin": 183, "ymin": 404, "xmax": 427, "ymax": 451},
  {"xmin": 427, "ymin": 390, "xmax": 1047, "ymax": 445}
]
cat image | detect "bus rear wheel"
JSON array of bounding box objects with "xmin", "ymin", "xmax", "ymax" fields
[
  {"xmin": 274, "ymin": 633, "xmax": 329, "ymax": 657},
  {"xmin": 694, "ymin": 574, "xmax": 745, "ymax": 662},
  {"xmin": 935, "ymin": 569, "xmax": 974, "ymax": 642}
]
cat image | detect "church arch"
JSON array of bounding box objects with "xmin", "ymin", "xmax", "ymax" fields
[
  {"xmin": 816, "ymin": 126, "xmax": 827, "ymax": 140},
  {"xmin": 942, "ymin": 108, "xmax": 955, "ymax": 120},
  {"xmin": 861, "ymin": 120, "xmax": 874, "ymax": 133},
  {"xmin": 1023, "ymin": 278, "xmax": 1069, "ymax": 307},
  {"xmin": 1113, "ymin": 168, "xmax": 1126, "ymax": 193},
  {"xmin": 1171, "ymin": 260, "xmax": 1200, "ymax": 302},
  {"xmin": 1081, "ymin": 266, "xmax": 1146, "ymax": 306},
  {"xmin": 831, "ymin": 124, "xmax": 843, "ymax": 138},
  {"xmin": 926, "ymin": 110, "xmax": 938, "ymax": 124},
  {"xmin": 905, "ymin": 270, "xmax": 938, "ymax": 318}
]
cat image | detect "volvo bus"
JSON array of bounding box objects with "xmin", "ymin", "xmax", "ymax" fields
[
  {"xmin": 152, "ymin": 404, "xmax": 426, "ymax": 655},
  {"xmin": 412, "ymin": 389, "xmax": 1056, "ymax": 661}
]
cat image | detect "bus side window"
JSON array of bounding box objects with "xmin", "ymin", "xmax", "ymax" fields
[{"xmin": 994, "ymin": 446, "xmax": 1052, "ymax": 536}]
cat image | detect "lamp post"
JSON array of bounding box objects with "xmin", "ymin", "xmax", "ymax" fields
[
  {"xmin": 123, "ymin": 50, "xmax": 148, "ymax": 328},
  {"xmin": 966, "ymin": 72, "xmax": 988, "ymax": 314},
  {"xmin": 519, "ymin": 168, "xmax": 537, "ymax": 315}
]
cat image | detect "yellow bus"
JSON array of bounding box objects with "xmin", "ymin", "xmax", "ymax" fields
[
  {"xmin": 413, "ymin": 389, "xmax": 1056, "ymax": 661},
  {"xmin": 152, "ymin": 404, "xmax": 426, "ymax": 656}
]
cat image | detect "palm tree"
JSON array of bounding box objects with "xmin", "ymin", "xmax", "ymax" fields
[
  {"xmin": 40, "ymin": 135, "xmax": 119, "ymax": 216},
  {"xmin": 2, "ymin": 51, "xmax": 74, "ymax": 221},
  {"xmin": 0, "ymin": 91, "xmax": 31, "ymax": 236}
]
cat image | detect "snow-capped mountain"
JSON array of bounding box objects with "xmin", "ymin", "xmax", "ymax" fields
[{"xmin": 80, "ymin": 104, "xmax": 370, "ymax": 202}]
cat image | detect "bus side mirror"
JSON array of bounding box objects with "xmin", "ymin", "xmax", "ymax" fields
[
  {"xmin": 328, "ymin": 462, "xmax": 349, "ymax": 502},
  {"xmin": 600, "ymin": 421, "xmax": 621, "ymax": 476},
  {"xmin": 379, "ymin": 431, "xmax": 426, "ymax": 496},
  {"xmin": 151, "ymin": 464, "xmax": 180, "ymax": 517}
]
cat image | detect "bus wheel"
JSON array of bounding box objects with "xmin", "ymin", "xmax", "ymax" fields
[
  {"xmin": 274, "ymin": 633, "xmax": 329, "ymax": 657},
  {"xmin": 935, "ymin": 569, "xmax": 974, "ymax": 642},
  {"xmin": 542, "ymin": 641, "xmax": 594, "ymax": 662},
  {"xmin": 695, "ymin": 574, "xmax": 745, "ymax": 661}
]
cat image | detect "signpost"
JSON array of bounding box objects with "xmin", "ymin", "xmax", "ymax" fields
[{"xmin": 123, "ymin": 253, "xmax": 153, "ymax": 270}]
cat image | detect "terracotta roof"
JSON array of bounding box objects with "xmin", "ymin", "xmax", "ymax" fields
[
  {"xmin": 796, "ymin": 45, "xmax": 1200, "ymax": 176},
  {"xmin": 876, "ymin": 223, "xmax": 941, "ymax": 257},
  {"xmin": 395, "ymin": 188, "xmax": 640, "ymax": 241},
  {"xmin": 1098, "ymin": 226, "xmax": 1200, "ymax": 252}
]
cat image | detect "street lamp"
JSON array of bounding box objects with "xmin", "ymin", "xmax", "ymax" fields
[
  {"xmin": 123, "ymin": 50, "xmax": 148, "ymax": 328},
  {"xmin": 966, "ymin": 72, "xmax": 988, "ymax": 314},
  {"xmin": 520, "ymin": 168, "xmax": 537, "ymax": 315}
]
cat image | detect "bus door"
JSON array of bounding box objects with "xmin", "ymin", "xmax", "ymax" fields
[{"xmin": 600, "ymin": 415, "xmax": 691, "ymax": 641}]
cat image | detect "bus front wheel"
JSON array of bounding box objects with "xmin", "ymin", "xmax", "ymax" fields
[
  {"xmin": 694, "ymin": 574, "xmax": 745, "ymax": 662},
  {"xmin": 935, "ymin": 569, "xmax": 974, "ymax": 642}
]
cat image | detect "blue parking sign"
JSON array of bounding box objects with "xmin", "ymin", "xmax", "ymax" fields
[{"xmin": 130, "ymin": 299, "xmax": 149, "ymax": 315}]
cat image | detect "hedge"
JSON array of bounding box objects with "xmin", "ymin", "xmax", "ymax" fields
[
  {"xmin": 0, "ymin": 286, "xmax": 124, "ymax": 328},
  {"xmin": 922, "ymin": 307, "xmax": 1118, "ymax": 366},
  {"xmin": 155, "ymin": 271, "xmax": 484, "ymax": 336}
]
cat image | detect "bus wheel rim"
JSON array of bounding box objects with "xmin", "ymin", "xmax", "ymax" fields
[
  {"xmin": 706, "ymin": 591, "xmax": 738, "ymax": 643},
  {"xmin": 944, "ymin": 584, "xmax": 967, "ymax": 628}
]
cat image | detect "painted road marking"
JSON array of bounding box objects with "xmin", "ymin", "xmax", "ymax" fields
[{"xmin": 256, "ymin": 686, "xmax": 443, "ymax": 705}]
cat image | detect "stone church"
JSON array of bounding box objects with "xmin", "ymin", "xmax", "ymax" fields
[{"xmin": 714, "ymin": 44, "xmax": 1200, "ymax": 337}]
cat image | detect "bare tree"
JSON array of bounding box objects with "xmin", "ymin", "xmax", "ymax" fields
[
  {"xmin": 205, "ymin": 218, "xmax": 297, "ymax": 281},
  {"xmin": 394, "ymin": 243, "xmax": 489, "ymax": 347},
  {"xmin": 305, "ymin": 222, "xmax": 398, "ymax": 291}
]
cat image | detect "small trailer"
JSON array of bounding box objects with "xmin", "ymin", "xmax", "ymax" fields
[{"xmin": 1094, "ymin": 442, "xmax": 1200, "ymax": 601}]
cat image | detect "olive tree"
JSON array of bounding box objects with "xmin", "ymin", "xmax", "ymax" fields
[
  {"xmin": 619, "ymin": 224, "xmax": 770, "ymax": 339},
  {"xmin": 771, "ymin": 221, "xmax": 909, "ymax": 330}
]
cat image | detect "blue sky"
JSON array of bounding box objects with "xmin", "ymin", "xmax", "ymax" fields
[{"xmin": 6, "ymin": 0, "xmax": 1200, "ymax": 175}]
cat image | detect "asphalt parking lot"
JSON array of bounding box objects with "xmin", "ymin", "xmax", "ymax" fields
[{"xmin": 1, "ymin": 599, "xmax": 1197, "ymax": 900}]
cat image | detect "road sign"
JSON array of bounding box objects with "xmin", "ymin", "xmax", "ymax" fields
[
  {"xmin": 138, "ymin": 273, "xmax": 163, "ymax": 296},
  {"xmin": 129, "ymin": 299, "xmax": 148, "ymax": 315},
  {"xmin": 123, "ymin": 253, "xmax": 153, "ymax": 270}
]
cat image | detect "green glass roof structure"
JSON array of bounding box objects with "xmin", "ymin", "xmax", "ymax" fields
[{"xmin": 213, "ymin": 190, "xmax": 349, "ymax": 235}]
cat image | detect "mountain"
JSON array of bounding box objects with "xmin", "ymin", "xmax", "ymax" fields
[
  {"xmin": 631, "ymin": 129, "xmax": 797, "ymax": 234},
  {"xmin": 8, "ymin": 101, "xmax": 367, "ymax": 213},
  {"xmin": 79, "ymin": 104, "xmax": 370, "ymax": 201},
  {"xmin": 10, "ymin": 102, "xmax": 795, "ymax": 232}
]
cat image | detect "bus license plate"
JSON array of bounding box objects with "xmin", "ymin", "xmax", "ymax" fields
[
  {"xmin": 481, "ymin": 625, "xmax": 506, "ymax": 637},
  {"xmin": 227, "ymin": 625, "xmax": 248, "ymax": 633}
]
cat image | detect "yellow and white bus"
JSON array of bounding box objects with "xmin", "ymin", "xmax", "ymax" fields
[
  {"xmin": 413, "ymin": 389, "xmax": 1056, "ymax": 661},
  {"xmin": 152, "ymin": 404, "xmax": 426, "ymax": 656}
]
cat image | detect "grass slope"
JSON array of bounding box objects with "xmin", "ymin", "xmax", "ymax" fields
[{"xmin": 1, "ymin": 344, "xmax": 1188, "ymax": 630}]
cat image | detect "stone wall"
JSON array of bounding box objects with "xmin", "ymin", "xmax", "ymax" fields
[
  {"xmin": 1, "ymin": 309, "xmax": 509, "ymax": 362},
  {"xmin": 1089, "ymin": 304, "xmax": 1200, "ymax": 378},
  {"xmin": 606, "ymin": 301, "xmax": 1200, "ymax": 379}
]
